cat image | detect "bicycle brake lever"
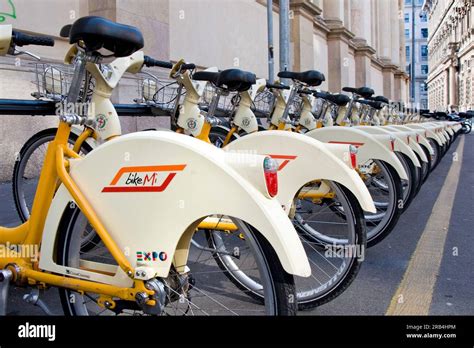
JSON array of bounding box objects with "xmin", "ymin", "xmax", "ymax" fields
[{"xmin": 12, "ymin": 48, "xmax": 41, "ymax": 61}]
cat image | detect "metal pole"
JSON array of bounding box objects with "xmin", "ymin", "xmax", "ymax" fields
[
  {"xmin": 279, "ymin": 0, "xmax": 290, "ymax": 82},
  {"xmin": 267, "ymin": 0, "xmax": 275, "ymax": 83},
  {"xmin": 411, "ymin": 1, "xmax": 416, "ymax": 108}
]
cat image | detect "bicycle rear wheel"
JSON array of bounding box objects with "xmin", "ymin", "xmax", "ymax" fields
[
  {"xmin": 396, "ymin": 152, "xmax": 418, "ymax": 211},
  {"xmin": 209, "ymin": 127, "xmax": 366, "ymax": 309},
  {"xmin": 57, "ymin": 206, "xmax": 297, "ymax": 316},
  {"xmin": 361, "ymin": 160, "xmax": 403, "ymax": 247}
]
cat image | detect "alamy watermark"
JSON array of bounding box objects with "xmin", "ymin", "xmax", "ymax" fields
[
  {"xmin": 0, "ymin": 242, "xmax": 39, "ymax": 262},
  {"xmin": 324, "ymin": 243, "xmax": 365, "ymax": 262}
]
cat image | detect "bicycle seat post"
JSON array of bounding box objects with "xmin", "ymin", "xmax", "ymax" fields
[
  {"xmin": 60, "ymin": 50, "xmax": 99, "ymax": 124},
  {"xmin": 344, "ymin": 93, "xmax": 357, "ymax": 121},
  {"xmin": 67, "ymin": 52, "xmax": 87, "ymax": 104},
  {"xmin": 207, "ymin": 87, "xmax": 223, "ymax": 118},
  {"xmin": 317, "ymin": 99, "xmax": 330, "ymax": 120},
  {"xmin": 171, "ymin": 83, "xmax": 184, "ymax": 128},
  {"xmin": 280, "ymin": 83, "xmax": 299, "ymax": 124}
]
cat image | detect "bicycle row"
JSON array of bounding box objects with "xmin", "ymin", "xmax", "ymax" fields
[{"xmin": 0, "ymin": 16, "xmax": 464, "ymax": 316}]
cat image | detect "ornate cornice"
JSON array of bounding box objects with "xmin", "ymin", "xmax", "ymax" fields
[
  {"xmin": 324, "ymin": 19, "xmax": 355, "ymax": 44},
  {"xmin": 381, "ymin": 62, "xmax": 400, "ymax": 73},
  {"xmin": 313, "ymin": 15, "xmax": 330, "ymax": 35},
  {"xmin": 370, "ymin": 56, "xmax": 384, "ymax": 70},
  {"xmin": 290, "ymin": 0, "xmax": 322, "ymax": 19},
  {"xmin": 352, "ymin": 38, "xmax": 376, "ymax": 57}
]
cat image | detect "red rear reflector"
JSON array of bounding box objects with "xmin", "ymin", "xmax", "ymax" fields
[
  {"xmin": 263, "ymin": 157, "xmax": 278, "ymax": 197},
  {"xmin": 349, "ymin": 145, "xmax": 358, "ymax": 169},
  {"xmin": 390, "ymin": 136, "xmax": 395, "ymax": 151}
]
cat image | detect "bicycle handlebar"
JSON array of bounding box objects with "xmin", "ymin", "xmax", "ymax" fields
[
  {"xmin": 143, "ymin": 56, "xmax": 196, "ymax": 70},
  {"xmin": 12, "ymin": 31, "xmax": 55, "ymax": 47}
]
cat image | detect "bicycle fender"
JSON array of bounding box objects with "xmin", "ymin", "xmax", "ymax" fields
[
  {"xmin": 305, "ymin": 127, "xmax": 408, "ymax": 180},
  {"xmin": 0, "ymin": 25, "xmax": 12, "ymax": 56},
  {"xmin": 404, "ymin": 124, "xmax": 444, "ymax": 146},
  {"xmin": 224, "ymin": 130, "xmax": 376, "ymax": 213},
  {"xmin": 39, "ymin": 131, "xmax": 311, "ymax": 287},
  {"xmin": 383, "ymin": 126, "xmax": 428, "ymax": 163},
  {"xmin": 425, "ymin": 123, "xmax": 448, "ymax": 144},
  {"xmin": 389, "ymin": 125, "xmax": 434, "ymax": 156},
  {"xmin": 355, "ymin": 126, "xmax": 421, "ymax": 167}
]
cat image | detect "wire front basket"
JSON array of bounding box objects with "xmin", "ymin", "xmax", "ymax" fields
[
  {"xmin": 30, "ymin": 62, "xmax": 73, "ymax": 101},
  {"xmin": 135, "ymin": 72, "xmax": 184, "ymax": 111},
  {"xmin": 200, "ymin": 84, "xmax": 239, "ymax": 115},
  {"xmin": 30, "ymin": 62, "xmax": 95, "ymax": 103},
  {"xmin": 252, "ymin": 90, "xmax": 275, "ymax": 117}
]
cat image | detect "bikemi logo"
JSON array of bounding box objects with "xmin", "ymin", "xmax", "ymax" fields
[
  {"xmin": 102, "ymin": 164, "xmax": 186, "ymax": 193},
  {"xmin": 18, "ymin": 322, "xmax": 55, "ymax": 341},
  {"xmin": 267, "ymin": 154, "xmax": 298, "ymax": 171}
]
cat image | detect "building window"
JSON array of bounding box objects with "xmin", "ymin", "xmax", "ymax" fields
[
  {"xmin": 421, "ymin": 45, "xmax": 428, "ymax": 60},
  {"xmin": 406, "ymin": 46, "xmax": 410, "ymax": 59},
  {"xmin": 416, "ymin": 0, "xmax": 423, "ymax": 5},
  {"xmin": 406, "ymin": 65, "xmax": 410, "ymax": 73},
  {"xmin": 421, "ymin": 65, "xmax": 428, "ymax": 74},
  {"xmin": 421, "ymin": 28, "xmax": 428, "ymax": 38},
  {"xmin": 420, "ymin": 83, "xmax": 427, "ymax": 93},
  {"xmin": 420, "ymin": 12, "xmax": 427, "ymax": 22},
  {"xmin": 405, "ymin": 13, "xmax": 410, "ymax": 23},
  {"xmin": 405, "ymin": 0, "xmax": 412, "ymax": 4},
  {"xmin": 405, "ymin": 29, "xmax": 410, "ymax": 38}
]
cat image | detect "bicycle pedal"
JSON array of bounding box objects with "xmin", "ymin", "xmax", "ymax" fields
[{"xmin": 0, "ymin": 269, "xmax": 13, "ymax": 316}]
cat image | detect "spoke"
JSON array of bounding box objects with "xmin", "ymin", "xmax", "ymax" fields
[{"xmin": 189, "ymin": 286, "xmax": 240, "ymax": 315}]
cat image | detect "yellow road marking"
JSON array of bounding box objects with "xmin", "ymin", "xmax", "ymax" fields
[{"xmin": 386, "ymin": 135, "xmax": 465, "ymax": 315}]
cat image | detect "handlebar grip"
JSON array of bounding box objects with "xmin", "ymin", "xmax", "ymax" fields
[
  {"xmin": 12, "ymin": 31, "xmax": 55, "ymax": 47},
  {"xmin": 266, "ymin": 82, "xmax": 290, "ymax": 90},
  {"xmin": 143, "ymin": 56, "xmax": 196, "ymax": 71},
  {"xmin": 143, "ymin": 56, "xmax": 173, "ymax": 69}
]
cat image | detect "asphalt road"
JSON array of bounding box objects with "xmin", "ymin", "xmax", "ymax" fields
[{"xmin": 0, "ymin": 132, "xmax": 472, "ymax": 315}]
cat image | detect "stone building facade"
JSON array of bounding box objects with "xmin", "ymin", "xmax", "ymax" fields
[
  {"xmin": 169, "ymin": 0, "xmax": 409, "ymax": 100},
  {"xmin": 423, "ymin": 0, "xmax": 473, "ymax": 111},
  {"xmin": 0, "ymin": 0, "xmax": 409, "ymax": 180}
]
